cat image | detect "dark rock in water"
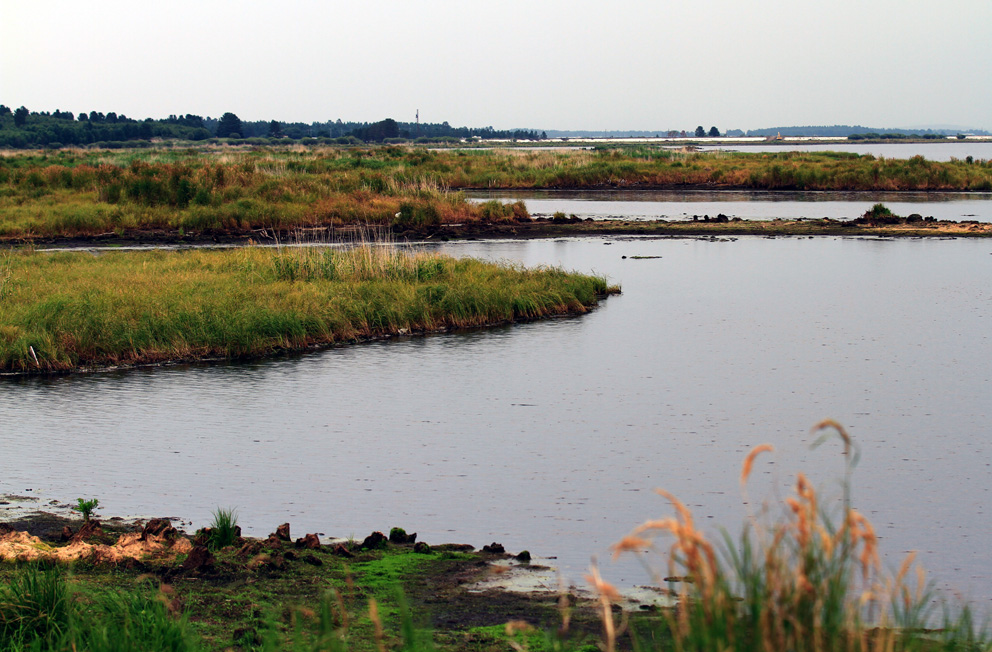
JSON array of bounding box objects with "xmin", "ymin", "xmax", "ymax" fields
[
  {"xmin": 389, "ymin": 527, "xmax": 417, "ymax": 544},
  {"xmin": 295, "ymin": 533, "xmax": 321, "ymax": 549},
  {"xmin": 515, "ymin": 550, "xmax": 532, "ymax": 562},
  {"xmin": 303, "ymin": 553, "xmax": 323, "ymax": 566},
  {"xmin": 482, "ymin": 542, "xmax": 505, "ymax": 554},
  {"xmin": 274, "ymin": 523, "xmax": 291, "ymax": 542},
  {"xmin": 60, "ymin": 526, "xmax": 74, "ymax": 542},
  {"xmin": 331, "ymin": 544, "xmax": 354, "ymax": 558},
  {"xmin": 432, "ymin": 543, "xmax": 474, "ymax": 553},
  {"xmin": 181, "ymin": 545, "xmax": 215, "ymax": 573},
  {"xmin": 413, "ymin": 541, "xmax": 432, "ymax": 554},
  {"xmin": 360, "ymin": 531, "xmax": 388, "ymax": 550}
]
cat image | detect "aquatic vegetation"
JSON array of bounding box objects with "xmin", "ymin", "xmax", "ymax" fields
[
  {"xmin": 0, "ymin": 245, "xmax": 617, "ymax": 373},
  {"xmin": 0, "ymin": 146, "xmax": 990, "ymax": 241},
  {"xmin": 206, "ymin": 507, "xmax": 239, "ymax": 551},
  {"xmin": 72, "ymin": 497, "xmax": 99, "ymax": 522}
]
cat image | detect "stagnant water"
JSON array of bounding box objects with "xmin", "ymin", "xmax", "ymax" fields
[
  {"xmin": 466, "ymin": 189, "xmax": 992, "ymax": 223},
  {"xmin": 2, "ymin": 236, "xmax": 991, "ymax": 605}
]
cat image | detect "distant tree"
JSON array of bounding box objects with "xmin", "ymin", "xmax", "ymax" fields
[
  {"xmin": 13, "ymin": 106, "xmax": 29, "ymax": 127},
  {"xmin": 106, "ymin": 112, "xmax": 118, "ymax": 124},
  {"xmin": 708, "ymin": 126, "xmax": 720, "ymax": 137},
  {"xmin": 268, "ymin": 120, "xmax": 282, "ymax": 137},
  {"xmin": 216, "ymin": 112, "xmax": 243, "ymax": 138},
  {"xmin": 349, "ymin": 118, "xmax": 400, "ymax": 142},
  {"xmin": 0, "ymin": 105, "xmax": 10, "ymax": 116},
  {"xmin": 541, "ymin": 131, "xmax": 548, "ymax": 140},
  {"xmin": 694, "ymin": 125, "xmax": 705, "ymax": 138},
  {"xmin": 77, "ymin": 112, "xmax": 88, "ymax": 121}
]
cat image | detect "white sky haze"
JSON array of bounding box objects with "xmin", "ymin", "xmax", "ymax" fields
[{"xmin": 2, "ymin": 0, "xmax": 990, "ymax": 131}]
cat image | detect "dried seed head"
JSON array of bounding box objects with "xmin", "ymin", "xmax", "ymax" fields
[{"xmin": 741, "ymin": 444, "xmax": 774, "ymax": 485}]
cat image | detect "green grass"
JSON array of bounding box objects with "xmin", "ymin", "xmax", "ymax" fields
[
  {"xmin": 0, "ymin": 566, "xmax": 199, "ymax": 651},
  {"xmin": 206, "ymin": 508, "xmax": 239, "ymax": 551},
  {"xmin": 0, "ymin": 245, "xmax": 617, "ymax": 373},
  {"xmin": 1, "ymin": 146, "xmax": 990, "ymax": 241}
]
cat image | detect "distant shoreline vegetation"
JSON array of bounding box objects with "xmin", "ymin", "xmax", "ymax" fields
[
  {"xmin": 0, "ymin": 107, "xmax": 544, "ymax": 149},
  {"xmin": 2, "ymin": 105, "xmax": 988, "ymax": 149},
  {"xmin": 1, "ymin": 147, "xmax": 990, "ymax": 243}
]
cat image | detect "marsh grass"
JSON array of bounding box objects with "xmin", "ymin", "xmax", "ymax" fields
[
  {"xmin": 1, "ymin": 146, "xmax": 990, "ymax": 240},
  {"xmin": 207, "ymin": 507, "xmax": 239, "ymax": 551},
  {"xmin": 0, "ymin": 245, "xmax": 616, "ymax": 373},
  {"xmin": 0, "ymin": 566, "xmax": 198, "ymax": 651},
  {"xmin": 601, "ymin": 421, "xmax": 988, "ymax": 652}
]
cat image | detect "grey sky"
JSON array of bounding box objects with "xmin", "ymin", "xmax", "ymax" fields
[{"xmin": 3, "ymin": 0, "xmax": 990, "ymax": 131}]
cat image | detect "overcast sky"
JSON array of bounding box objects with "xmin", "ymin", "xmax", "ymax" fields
[{"xmin": 3, "ymin": 0, "xmax": 990, "ymax": 132}]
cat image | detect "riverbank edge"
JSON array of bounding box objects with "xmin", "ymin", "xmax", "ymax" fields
[
  {"xmin": 0, "ymin": 300, "xmax": 615, "ymax": 379},
  {"xmin": 2, "ymin": 216, "xmax": 991, "ymax": 250},
  {"xmin": 0, "ymin": 508, "xmax": 649, "ymax": 650}
]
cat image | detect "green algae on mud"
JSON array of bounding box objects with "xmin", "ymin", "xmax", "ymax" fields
[
  {"xmin": 0, "ymin": 514, "xmax": 628, "ymax": 652},
  {"xmin": 0, "ymin": 246, "xmax": 618, "ymax": 375}
]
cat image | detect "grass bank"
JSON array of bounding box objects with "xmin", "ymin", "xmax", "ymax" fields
[
  {"xmin": 0, "ymin": 245, "xmax": 617, "ymax": 374},
  {"xmin": 1, "ymin": 146, "xmax": 990, "ymax": 242}
]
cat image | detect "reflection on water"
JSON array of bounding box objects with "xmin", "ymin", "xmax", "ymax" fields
[
  {"xmin": 2, "ymin": 237, "xmax": 991, "ymax": 604},
  {"xmin": 466, "ymin": 189, "xmax": 992, "ymax": 223}
]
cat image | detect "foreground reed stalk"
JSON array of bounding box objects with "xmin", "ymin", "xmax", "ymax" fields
[{"xmin": 602, "ymin": 420, "xmax": 987, "ymax": 652}]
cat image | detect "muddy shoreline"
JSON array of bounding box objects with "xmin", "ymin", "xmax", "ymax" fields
[
  {"xmin": 2, "ymin": 216, "xmax": 990, "ymax": 250},
  {"xmin": 0, "ymin": 505, "xmax": 667, "ymax": 650}
]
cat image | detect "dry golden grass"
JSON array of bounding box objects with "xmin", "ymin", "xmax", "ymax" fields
[{"xmin": 599, "ymin": 422, "xmax": 987, "ymax": 652}]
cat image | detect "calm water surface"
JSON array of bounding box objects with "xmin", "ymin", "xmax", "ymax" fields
[
  {"xmin": 703, "ymin": 141, "xmax": 992, "ymax": 162},
  {"xmin": 2, "ymin": 237, "xmax": 991, "ymax": 604}
]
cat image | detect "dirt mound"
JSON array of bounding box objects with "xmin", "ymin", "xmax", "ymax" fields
[{"xmin": 0, "ymin": 527, "xmax": 192, "ymax": 563}]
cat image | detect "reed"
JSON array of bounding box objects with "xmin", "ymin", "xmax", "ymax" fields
[
  {"xmin": 603, "ymin": 421, "xmax": 987, "ymax": 652},
  {"xmin": 0, "ymin": 245, "xmax": 616, "ymax": 374},
  {"xmin": 207, "ymin": 508, "xmax": 239, "ymax": 551}
]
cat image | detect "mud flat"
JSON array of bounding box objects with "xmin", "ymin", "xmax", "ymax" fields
[{"xmin": 0, "ymin": 509, "xmax": 662, "ymax": 651}]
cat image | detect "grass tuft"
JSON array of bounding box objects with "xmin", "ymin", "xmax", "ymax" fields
[{"xmin": 605, "ymin": 421, "xmax": 988, "ymax": 652}]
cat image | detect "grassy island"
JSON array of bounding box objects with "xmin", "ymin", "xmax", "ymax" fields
[{"xmin": 0, "ymin": 245, "xmax": 617, "ymax": 374}]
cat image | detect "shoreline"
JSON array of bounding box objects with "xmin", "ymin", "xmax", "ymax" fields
[
  {"xmin": 0, "ymin": 504, "xmax": 666, "ymax": 650},
  {"xmin": 2, "ymin": 215, "xmax": 990, "ymax": 251}
]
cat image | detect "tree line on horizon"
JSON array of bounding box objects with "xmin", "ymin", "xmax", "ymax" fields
[
  {"xmin": 0, "ymin": 105, "xmax": 544, "ymax": 149},
  {"xmin": 1, "ymin": 104, "xmax": 986, "ymax": 149}
]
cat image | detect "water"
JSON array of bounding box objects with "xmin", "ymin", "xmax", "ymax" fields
[
  {"xmin": 2, "ymin": 237, "xmax": 991, "ymax": 606},
  {"xmin": 473, "ymin": 140, "xmax": 992, "ymax": 162},
  {"xmin": 702, "ymin": 141, "xmax": 992, "ymax": 162},
  {"xmin": 466, "ymin": 189, "xmax": 992, "ymax": 223}
]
